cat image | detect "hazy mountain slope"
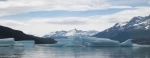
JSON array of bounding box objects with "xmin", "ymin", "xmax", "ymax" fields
[{"xmin": 0, "ymin": 25, "xmax": 57, "ymax": 44}]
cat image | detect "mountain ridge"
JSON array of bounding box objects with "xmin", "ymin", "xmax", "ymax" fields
[
  {"xmin": 0, "ymin": 25, "xmax": 57, "ymax": 44},
  {"xmin": 94, "ymin": 15, "xmax": 150, "ymax": 44},
  {"xmin": 43, "ymin": 29, "xmax": 99, "ymax": 39}
]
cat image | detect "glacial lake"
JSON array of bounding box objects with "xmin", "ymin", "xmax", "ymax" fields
[{"xmin": 0, "ymin": 45, "xmax": 150, "ymax": 58}]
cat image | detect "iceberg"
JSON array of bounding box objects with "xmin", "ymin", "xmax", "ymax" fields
[
  {"xmin": 47, "ymin": 36, "xmax": 135, "ymax": 47},
  {"xmin": 0, "ymin": 38, "xmax": 14, "ymax": 47},
  {"xmin": 72, "ymin": 37, "xmax": 121, "ymax": 47},
  {"xmin": 0, "ymin": 38, "xmax": 35, "ymax": 47},
  {"xmin": 14, "ymin": 42, "xmax": 24, "ymax": 47},
  {"xmin": 121, "ymin": 39, "xmax": 133, "ymax": 47},
  {"xmin": 50, "ymin": 36, "xmax": 121, "ymax": 47},
  {"xmin": 55, "ymin": 39, "xmax": 72, "ymax": 44},
  {"xmin": 37, "ymin": 39, "xmax": 73, "ymax": 47},
  {"xmin": 15, "ymin": 40, "xmax": 35, "ymax": 47},
  {"xmin": 37, "ymin": 44, "xmax": 65, "ymax": 47},
  {"xmin": 63, "ymin": 43, "xmax": 85, "ymax": 47}
]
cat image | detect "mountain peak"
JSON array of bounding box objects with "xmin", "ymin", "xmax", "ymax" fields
[
  {"xmin": 114, "ymin": 22, "xmax": 128, "ymax": 27},
  {"xmin": 43, "ymin": 29, "xmax": 99, "ymax": 39},
  {"xmin": 94, "ymin": 15, "xmax": 150, "ymax": 40},
  {"xmin": 73, "ymin": 28, "xmax": 77, "ymax": 30},
  {"xmin": 69, "ymin": 28, "xmax": 78, "ymax": 32}
]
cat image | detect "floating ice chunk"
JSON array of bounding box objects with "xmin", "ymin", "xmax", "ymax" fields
[
  {"xmin": 53, "ymin": 37, "xmax": 135, "ymax": 47},
  {"xmin": 15, "ymin": 40, "xmax": 35, "ymax": 47},
  {"xmin": 121, "ymin": 39, "xmax": 133, "ymax": 47},
  {"xmin": 0, "ymin": 38, "xmax": 14, "ymax": 47},
  {"xmin": 72, "ymin": 36, "xmax": 121, "ymax": 47},
  {"xmin": 133, "ymin": 44, "xmax": 150, "ymax": 47},
  {"xmin": 14, "ymin": 42, "xmax": 24, "ymax": 47},
  {"xmin": 44, "ymin": 39, "xmax": 73, "ymax": 47},
  {"xmin": 87, "ymin": 40, "xmax": 120, "ymax": 46},
  {"xmin": 38, "ymin": 44, "xmax": 65, "ymax": 47},
  {"xmin": 63, "ymin": 43, "xmax": 86, "ymax": 47},
  {"xmin": 55, "ymin": 39, "xmax": 72, "ymax": 44},
  {"xmin": 133, "ymin": 44, "xmax": 141, "ymax": 47}
]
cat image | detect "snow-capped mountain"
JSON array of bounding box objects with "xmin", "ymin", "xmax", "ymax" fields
[
  {"xmin": 43, "ymin": 29, "xmax": 99, "ymax": 39},
  {"xmin": 94, "ymin": 15, "xmax": 150, "ymax": 40}
]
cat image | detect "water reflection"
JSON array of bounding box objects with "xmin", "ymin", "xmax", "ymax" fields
[
  {"xmin": 0, "ymin": 46, "xmax": 150, "ymax": 58},
  {"xmin": 0, "ymin": 46, "xmax": 24, "ymax": 58}
]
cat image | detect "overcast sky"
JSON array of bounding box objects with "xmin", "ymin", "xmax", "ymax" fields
[{"xmin": 0, "ymin": 0, "xmax": 150, "ymax": 36}]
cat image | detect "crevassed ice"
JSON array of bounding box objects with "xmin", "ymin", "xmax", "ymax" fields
[
  {"xmin": 53, "ymin": 36, "xmax": 136, "ymax": 47},
  {"xmin": 53, "ymin": 36, "xmax": 135, "ymax": 47},
  {"xmin": 72, "ymin": 36, "xmax": 121, "ymax": 47}
]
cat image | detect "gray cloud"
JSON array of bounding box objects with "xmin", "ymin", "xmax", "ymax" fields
[
  {"xmin": 0, "ymin": 0, "xmax": 134, "ymax": 16},
  {"xmin": 46, "ymin": 20, "xmax": 87, "ymax": 25},
  {"xmin": 108, "ymin": 0, "xmax": 149, "ymax": 6},
  {"xmin": 0, "ymin": 0, "xmax": 7, "ymax": 1}
]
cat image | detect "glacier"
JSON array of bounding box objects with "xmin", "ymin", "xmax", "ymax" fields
[{"xmin": 47, "ymin": 36, "xmax": 135, "ymax": 47}]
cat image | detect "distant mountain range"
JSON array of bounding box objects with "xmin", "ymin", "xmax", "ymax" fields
[
  {"xmin": 94, "ymin": 15, "xmax": 150, "ymax": 45},
  {"xmin": 43, "ymin": 29, "xmax": 99, "ymax": 39}
]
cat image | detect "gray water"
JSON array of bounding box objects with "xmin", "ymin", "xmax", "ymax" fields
[{"xmin": 0, "ymin": 45, "xmax": 150, "ymax": 58}]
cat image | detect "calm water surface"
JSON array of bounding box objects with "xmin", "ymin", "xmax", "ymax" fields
[{"xmin": 0, "ymin": 45, "xmax": 150, "ymax": 58}]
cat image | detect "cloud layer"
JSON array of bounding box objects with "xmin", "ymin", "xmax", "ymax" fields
[
  {"xmin": 0, "ymin": 0, "xmax": 134, "ymax": 16},
  {"xmin": 1, "ymin": 6, "xmax": 150, "ymax": 36},
  {"xmin": 0, "ymin": 0, "xmax": 150, "ymax": 36}
]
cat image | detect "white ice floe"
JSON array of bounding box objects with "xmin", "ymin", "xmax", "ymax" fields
[
  {"xmin": 0, "ymin": 37, "xmax": 138, "ymax": 47},
  {"xmin": 121, "ymin": 39, "xmax": 133, "ymax": 47},
  {"xmin": 50, "ymin": 36, "xmax": 144, "ymax": 47},
  {"xmin": 71, "ymin": 36, "xmax": 121, "ymax": 47},
  {"xmin": 48, "ymin": 36, "xmax": 122, "ymax": 47},
  {"xmin": 0, "ymin": 38, "xmax": 35, "ymax": 47},
  {"xmin": 0, "ymin": 38, "xmax": 14, "ymax": 47},
  {"xmin": 15, "ymin": 40, "xmax": 35, "ymax": 47}
]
